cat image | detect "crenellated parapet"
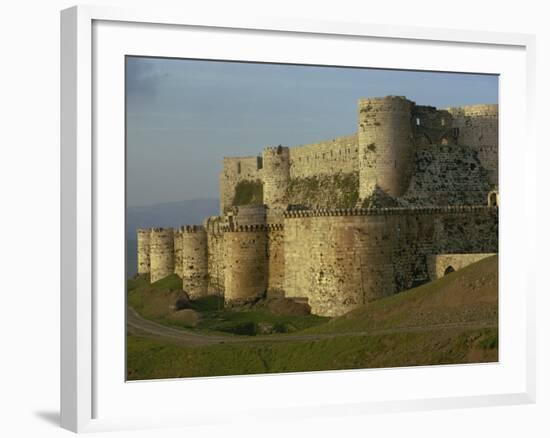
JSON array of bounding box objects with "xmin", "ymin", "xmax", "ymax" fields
[
  {"xmin": 180, "ymin": 224, "xmax": 205, "ymax": 233},
  {"xmin": 283, "ymin": 205, "xmax": 498, "ymax": 219}
]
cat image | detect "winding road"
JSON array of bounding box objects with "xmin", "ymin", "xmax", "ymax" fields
[{"xmin": 127, "ymin": 307, "xmax": 497, "ymax": 347}]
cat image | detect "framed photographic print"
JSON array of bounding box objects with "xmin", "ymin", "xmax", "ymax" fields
[{"xmin": 61, "ymin": 5, "xmax": 536, "ymax": 433}]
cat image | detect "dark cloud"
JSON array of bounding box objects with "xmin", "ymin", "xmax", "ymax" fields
[{"xmin": 126, "ymin": 57, "xmax": 167, "ymax": 103}]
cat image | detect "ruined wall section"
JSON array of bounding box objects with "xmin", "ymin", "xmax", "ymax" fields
[
  {"xmin": 149, "ymin": 228, "xmax": 175, "ymax": 283},
  {"xmin": 448, "ymin": 104, "xmax": 499, "ymax": 186},
  {"xmin": 136, "ymin": 228, "xmax": 151, "ymax": 275},
  {"xmin": 288, "ymin": 134, "xmax": 358, "ymax": 178},
  {"xmin": 358, "ymin": 96, "xmax": 415, "ymax": 199},
  {"xmin": 204, "ymin": 216, "xmax": 225, "ymax": 296},
  {"xmin": 412, "ymin": 105, "xmax": 455, "ymax": 147},
  {"xmin": 402, "ymin": 144, "xmax": 493, "ymax": 206},
  {"xmin": 219, "ymin": 155, "xmax": 263, "ymax": 214},
  {"xmin": 180, "ymin": 225, "xmax": 208, "ymax": 299},
  {"xmin": 223, "ymin": 225, "xmax": 268, "ymax": 306}
]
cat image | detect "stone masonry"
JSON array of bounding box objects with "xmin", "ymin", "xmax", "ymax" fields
[{"xmin": 137, "ymin": 96, "xmax": 499, "ymax": 317}]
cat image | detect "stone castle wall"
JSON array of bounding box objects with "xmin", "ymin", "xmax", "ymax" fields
[
  {"xmin": 149, "ymin": 228, "xmax": 175, "ymax": 283},
  {"xmin": 288, "ymin": 134, "xmax": 359, "ymax": 178},
  {"xmin": 137, "ymin": 95, "xmax": 499, "ymax": 317},
  {"xmin": 283, "ymin": 206, "xmax": 498, "ymax": 316}
]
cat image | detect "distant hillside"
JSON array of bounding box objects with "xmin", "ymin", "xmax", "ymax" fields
[{"xmin": 126, "ymin": 198, "xmax": 219, "ymax": 240}]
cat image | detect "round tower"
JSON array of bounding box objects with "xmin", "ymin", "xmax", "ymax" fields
[
  {"xmin": 174, "ymin": 229, "xmax": 183, "ymax": 278},
  {"xmin": 180, "ymin": 225, "xmax": 208, "ymax": 299},
  {"xmin": 262, "ymin": 146, "xmax": 290, "ymax": 215},
  {"xmin": 223, "ymin": 225, "xmax": 268, "ymax": 306},
  {"xmin": 136, "ymin": 228, "xmax": 151, "ymax": 276},
  {"xmin": 358, "ymin": 96, "xmax": 414, "ymax": 199},
  {"xmin": 149, "ymin": 228, "xmax": 175, "ymax": 283}
]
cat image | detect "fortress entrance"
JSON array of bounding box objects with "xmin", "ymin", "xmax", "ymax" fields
[
  {"xmin": 488, "ymin": 191, "xmax": 499, "ymax": 207},
  {"xmin": 444, "ymin": 266, "xmax": 455, "ymax": 275}
]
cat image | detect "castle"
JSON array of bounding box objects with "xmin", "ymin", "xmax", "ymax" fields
[{"xmin": 136, "ymin": 96, "xmax": 499, "ymax": 317}]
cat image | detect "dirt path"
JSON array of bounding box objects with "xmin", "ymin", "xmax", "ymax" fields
[{"xmin": 127, "ymin": 307, "xmax": 497, "ymax": 347}]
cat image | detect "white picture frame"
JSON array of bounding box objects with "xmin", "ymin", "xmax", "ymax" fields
[{"xmin": 60, "ymin": 4, "xmax": 537, "ymax": 433}]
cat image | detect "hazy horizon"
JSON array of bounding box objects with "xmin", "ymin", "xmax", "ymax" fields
[{"xmin": 126, "ymin": 57, "xmax": 498, "ymax": 207}]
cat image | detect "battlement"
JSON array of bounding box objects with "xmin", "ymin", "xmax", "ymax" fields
[
  {"xmin": 447, "ymin": 104, "xmax": 498, "ymax": 118},
  {"xmin": 283, "ymin": 205, "xmax": 497, "ymax": 218},
  {"xmin": 179, "ymin": 224, "xmax": 206, "ymax": 233},
  {"xmin": 222, "ymin": 224, "xmax": 270, "ymax": 232},
  {"xmin": 151, "ymin": 227, "xmax": 173, "ymax": 233}
]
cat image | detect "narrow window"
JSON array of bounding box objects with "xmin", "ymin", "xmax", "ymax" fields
[
  {"xmin": 416, "ymin": 117, "xmax": 421, "ymax": 126},
  {"xmin": 441, "ymin": 118, "xmax": 446, "ymax": 126},
  {"xmin": 237, "ymin": 162, "xmax": 241, "ymax": 174}
]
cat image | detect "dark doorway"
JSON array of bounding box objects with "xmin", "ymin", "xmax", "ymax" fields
[{"xmin": 444, "ymin": 266, "xmax": 455, "ymax": 275}]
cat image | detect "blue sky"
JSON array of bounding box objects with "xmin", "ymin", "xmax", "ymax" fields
[{"xmin": 126, "ymin": 57, "xmax": 498, "ymax": 207}]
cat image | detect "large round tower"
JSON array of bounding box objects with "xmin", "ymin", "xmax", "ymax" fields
[
  {"xmin": 149, "ymin": 228, "xmax": 175, "ymax": 283},
  {"xmin": 358, "ymin": 96, "xmax": 414, "ymax": 199},
  {"xmin": 223, "ymin": 225, "xmax": 268, "ymax": 306},
  {"xmin": 180, "ymin": 225, "xmax": 208, "ymax": 299},
  {"xmin": 262, "ymin": 146, "xmax": 290, "ymax": 216}
]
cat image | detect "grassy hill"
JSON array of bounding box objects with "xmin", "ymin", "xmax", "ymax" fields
[{"xmin": 126, "ymin": 255, "xmax": 498, "ymax": 380}]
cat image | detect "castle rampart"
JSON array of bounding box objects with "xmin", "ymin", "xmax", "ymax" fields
[
  {"xmin": 288, "ymin": 134, "xmax": 358, "ymax": 178},
  {"xmin": 137, "ymin": 95, "xmax": 499, "ymax": 318},
  {"xmin": 149, "ymin": 228, "xmax": 175, "ymax": 283},
  {"xmin": 283, "ymin": 206, "xmax": 497, "ymax": 316}
]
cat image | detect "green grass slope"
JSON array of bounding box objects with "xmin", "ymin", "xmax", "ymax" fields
[
  {"xmin": 127, "ymin": 274, "xmax": 327, "ymax": 335},
  {"xmin": 127, "ymin": 256, "xmax": 498, "ymax": 380},
  {"xmin": 306, "ymin": 254, "xmax": 498, "ymax": 334}
]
